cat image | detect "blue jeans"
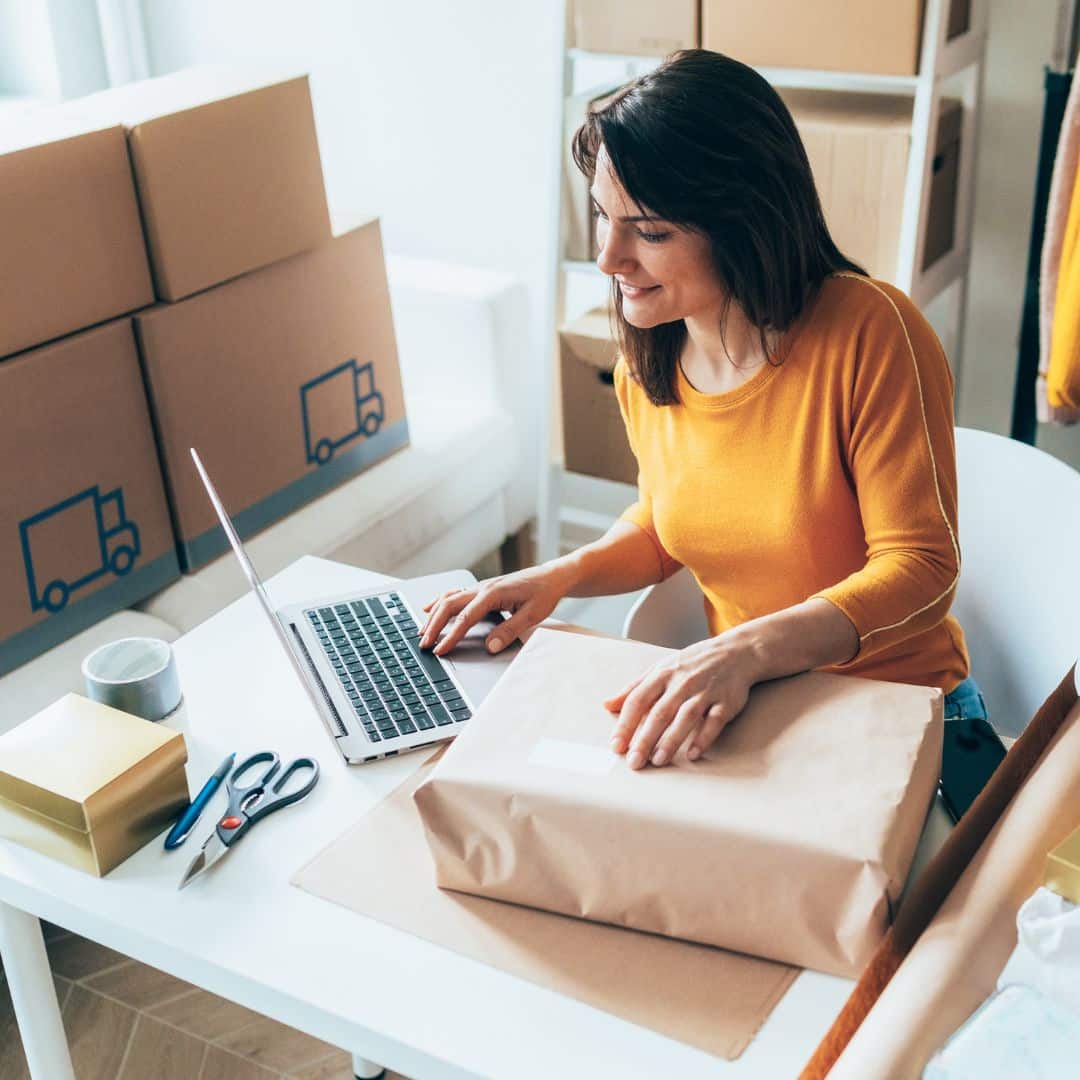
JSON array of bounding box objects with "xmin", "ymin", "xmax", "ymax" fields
[{"xmin": 943, "ymin": 675, "xmax": 989, "ymax": 722}]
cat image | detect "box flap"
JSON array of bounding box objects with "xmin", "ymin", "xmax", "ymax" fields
[
  {"xmin": 0, "ymin": 694, "xmax": 184, "ymax": 831},
  {"xmin": 559, "ymin": 308, "xmax": 619, "ymax": 372},
  {"xmin": 781, "ymin": 88, "xmax": 914, "ymax": 132},
  {"xmin": 54, "ymin": 65, "xmax": 311, "ymax": 129}
]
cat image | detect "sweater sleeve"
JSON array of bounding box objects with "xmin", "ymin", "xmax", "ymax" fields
[
  {"xmin": 613, "ymin": 358, "xmax": 682, "ymax": 581},
  {"xmin": 1047, "ymin": 165, "xmax": 1080, "ymax": 410},
  {"xmin": 811, "ymin": 282, "xmax": 961, "ymax": 664}
]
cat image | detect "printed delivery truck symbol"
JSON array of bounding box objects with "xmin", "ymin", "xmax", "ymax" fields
[
  {"xmin": 19, "ymin": 486, "xmax": 141, "ymax": 614},
  {"xmin": 300, "ymin": 360, "xmax": 385, "ymax": 466}
]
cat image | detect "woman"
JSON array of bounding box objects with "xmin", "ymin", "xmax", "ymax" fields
[{"xmin": 419, "ymin": 49, "xmax": 984, "ymax": 769}]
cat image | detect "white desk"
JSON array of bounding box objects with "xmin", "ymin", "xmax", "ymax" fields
[{"xmin": 1, "ymin": 555, "xmax": 889, "ymax": 1079}]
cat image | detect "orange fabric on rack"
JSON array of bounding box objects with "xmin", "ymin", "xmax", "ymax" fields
[
  {"xmin": 1047, "ymin": 164, "xmax": 1080, "ymax": 411},
  {"xmin": 614, "ymin": 272, "xmax": 969, "ymax": 692}
]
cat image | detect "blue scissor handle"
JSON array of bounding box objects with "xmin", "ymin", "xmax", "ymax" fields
[{"xmin": 216, "ymin": 751, "xmax": 320, "ymax": 847}]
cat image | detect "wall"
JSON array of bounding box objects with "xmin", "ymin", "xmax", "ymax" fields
[
  {"xmin": 959, "ymin": 0, "xmax": 1080, "ymax": 467},
  {"xmin": 0, "ymin": 1, "xmax": 60, "ymax": 97},
  {"xmin": 139, "ymin": 0, "xmax": 566, "ymax": 533}
]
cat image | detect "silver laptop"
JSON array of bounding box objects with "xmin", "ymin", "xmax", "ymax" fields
[{"xmin": 190, "ymin": 447, "xmax": 517, "ymax": 764}]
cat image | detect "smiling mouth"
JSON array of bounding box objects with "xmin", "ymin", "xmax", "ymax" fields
[{"xmin": 618, "ymin": 281, "xmax": 660, "ymax": 295}]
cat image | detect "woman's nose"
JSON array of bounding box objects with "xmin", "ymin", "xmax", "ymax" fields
[{"xmin": 596, "ymin": 226, "xmax": 633, "ymax": 277}]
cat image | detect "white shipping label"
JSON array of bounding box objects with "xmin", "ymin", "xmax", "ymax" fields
[{"xmin": 527, "ymin": 737, "xmax": 615, "ymax": 777}]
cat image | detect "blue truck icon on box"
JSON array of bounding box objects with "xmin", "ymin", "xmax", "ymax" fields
[
  {"xmin": 19, "ymin": 486, "xmax": 141, "ymax": 614},
  {"xmin": 300, "ymin": 359, "xmax": 385, "ymax": 466}
]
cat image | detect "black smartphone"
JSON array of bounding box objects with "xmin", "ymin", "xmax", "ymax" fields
[{"xmin": 939, "ymin": 715, "xmax": 1007, "ymax": 823}]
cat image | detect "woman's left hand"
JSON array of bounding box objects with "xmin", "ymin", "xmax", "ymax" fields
[{"xmin": 604, "ymin": 635, "xmax": 760, "ymax": 768}]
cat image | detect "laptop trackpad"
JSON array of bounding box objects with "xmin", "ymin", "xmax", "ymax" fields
[{"xmin": 444, "ymin": 614, "xmax": 519, "ymax": 702}]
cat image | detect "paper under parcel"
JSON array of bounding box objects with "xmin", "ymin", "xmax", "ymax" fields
[{"xmin": 414, "ymin": 628, "xmax": 943, "ymax": 977}]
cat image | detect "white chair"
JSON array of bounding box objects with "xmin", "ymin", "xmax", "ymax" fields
[{"xmin": 622, "ymin": 427, "xmax": 1080, "ymax": 737}]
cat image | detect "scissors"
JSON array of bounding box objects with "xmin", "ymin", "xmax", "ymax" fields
[{"xmin": 178, "ymin": 751, "xmax": 320, "ymax": 889}]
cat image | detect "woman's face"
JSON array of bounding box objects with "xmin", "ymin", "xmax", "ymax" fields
[{"xmin": 592, "ymin": 148, "xmax": 726, "ymax": 329}]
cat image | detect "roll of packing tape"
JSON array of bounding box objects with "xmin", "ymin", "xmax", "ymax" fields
[{"xmin": 82, "ymin": 637, "xmax": 182, "ymax": 722}]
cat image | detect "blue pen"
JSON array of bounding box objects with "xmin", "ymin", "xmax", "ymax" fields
[{"xmin": 164, "ymin": 752, "xmax": 236, "ymax": 851}]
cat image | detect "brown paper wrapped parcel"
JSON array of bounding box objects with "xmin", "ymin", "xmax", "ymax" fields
[{"xmin": 413, "ymin": 627, "xmax": 943, "ymax": 976}]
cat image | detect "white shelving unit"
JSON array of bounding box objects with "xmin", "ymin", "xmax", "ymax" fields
[{"xmin": 537, "ymin": 0, "xmax": 988, "ymax": 563}]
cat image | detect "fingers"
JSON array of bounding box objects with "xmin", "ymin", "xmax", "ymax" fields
[
  {"xmin": 431, "ymin": 590, "xmax": 506, "ymax": 655},
  {"xmin": 649, "ymin": 696, "xmax": 707, "ymax": 767},
  {"xmin": 624, "ymin": 692, "xmax": 700, "ymax": 770},
  {"xmin": 419, "ymin": 590, "xmax": 474, "ymax": 650},
  {"xmin": 603, "ymin": 675, "xmax": 642, "ymax": 714},
  {"xmin": 609, "ymin": 677, "xmax": 662, "ymax": 757},
  {"xmin": 421, "ymin": 586, "xmax": 463, "ymax": 614},
  {"xmin": 482, "ymin": 607, "xmax": 532, "ymax": 655},
  {"xmin": 687, "ymin": 704, "xmax": 729, "ymax": 761}
]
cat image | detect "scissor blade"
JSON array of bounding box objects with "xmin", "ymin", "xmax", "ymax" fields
[{"xmin": 178, "ymin": 832, "xmax": 229, "ymax": 890}]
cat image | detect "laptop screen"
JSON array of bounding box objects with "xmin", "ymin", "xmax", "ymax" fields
[{"xmin": 189, "ymin": 447, "xmax": 324, "ymax": 714}]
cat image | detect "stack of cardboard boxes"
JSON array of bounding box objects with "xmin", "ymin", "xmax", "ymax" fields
[
  {"xmin": 0, "ymin": 69, "xmax": 408, "ymax": 677},
  {"xmin": 571, "ymin": 1, "xmax": 971, "ymax": 73},
  {"xmin": 561, "ymin": 1, "xmax": 967, "ymax": 484}
]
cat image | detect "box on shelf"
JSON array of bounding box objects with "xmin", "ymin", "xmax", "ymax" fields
[
  {"xmin": 703, "ymin": 0, "xmax": 926, "ymax": 76},
  {"xmin": 559, "ymin": 308, "xmax": 637, "ymax": 486},
  {"xmin": 0, "ymin": 320, "xmax": 181, "ymax": 677},
  {"xmin": 0, "ymin": 115, "xmax": 153, "ymax": 359},
  {"xmin": 781, "ymin": 90, "xmax": 963, "ymax": 280},
  {"xmin": 572, "ymin": 0, "xmax": 698, "ymax": 57},
  {"xmin": 414, "ymin": 627, "xmax": 944, "ymax": 977},
  {"xmin": 0, "ymin": 694, "xmax": 188, "ymax": 876},
  {"xmin": 134, "ymin": 219, "xmax": 409, "ymax": 573},
  {"xmin": 923, "ymin": 100, "xmax": 963, "ymax": 269},
  {"xmin": 563, "ymin": 84, "xmax": 625, "ymax": 264},
  {"xmin": 62, "ymin": 67, "xmax": 331, "ymax": 301}
]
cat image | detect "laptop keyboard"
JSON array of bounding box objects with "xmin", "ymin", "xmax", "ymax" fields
[{"xmin": 305, "ymin": 591, "xmax": 472, "ymax": 743}]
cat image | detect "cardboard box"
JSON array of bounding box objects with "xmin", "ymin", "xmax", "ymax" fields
[
  {"xmin": 63, "ymin": 67, "xmax": 331, "ymax": 301},
  {"xmin": 414, "ymin": 628, "xmax": 944, "ymax": 977},
  {"xmin": 0, "ymin": 694, "xmax": 188, "ymax": 876},
  {"xmin": 573, "ymin": 0, "xmax": 698, "ymax": 57},
  {"xmin": 923, "ymin": 100, "xmax": 963, "ymax": 269},
  {"xmin": 1045, "ymin": 823, "xmax": 1080, "ymax": 904},
  {"xmin": 0, "ymin": 320, "xmax": 181, "ymax": 677},
  {"xmin": 703, "ymin": 0, "xmax": 926, "ymax": 76},
  {"xmin": 0, "ymin": 114, "xmax": 153, "ymax": 359},
  {"xmin": 134, "ymin": 220, "xmax": 409, "ymax": 572},
  {"xmin": 782, "ymin": 90, "xmax": 963, "ymax": 279},
  {"xmin": 559, "ymin": 308, "xmax": 637, "ymax": 485}
]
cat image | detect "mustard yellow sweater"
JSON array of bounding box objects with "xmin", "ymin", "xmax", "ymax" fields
[{"xmin": 614, "ymin": 273, "xmax": 969, "ymax": 691}]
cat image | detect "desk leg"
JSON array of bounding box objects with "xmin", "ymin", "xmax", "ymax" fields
[
  {"xmin": 0, "ymin": 902, "xmax": 75, "ymax": 1080},
  {"xmin": 351, "ymin": 1052, "xmax": 386, "ymax": 1078}
]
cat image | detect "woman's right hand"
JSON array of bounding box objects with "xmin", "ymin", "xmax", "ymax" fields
[{"xmin": 419, "ymin": 562, "xmax": 577, "ymax": 657}]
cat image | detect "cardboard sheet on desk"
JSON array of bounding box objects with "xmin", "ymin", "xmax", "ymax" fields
[{"xmin": 291, "ymin": 749, "xmax": 798, "ymax": 1061}]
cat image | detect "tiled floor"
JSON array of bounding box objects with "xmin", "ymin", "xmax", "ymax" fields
[{"xmin": 1, "ymin": 591, "xmax": 641, "ymax": 1080}]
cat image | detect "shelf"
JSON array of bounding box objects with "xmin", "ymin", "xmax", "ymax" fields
[
  {"xmin": 542, "ymin": 0, "xmax": 988, "ymax": 564},
  {"xmin": 568, "ymin": 30, "xmax": 986, "ymax": 96}
]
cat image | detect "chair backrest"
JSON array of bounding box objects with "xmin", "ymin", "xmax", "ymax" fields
[
  {"xmin": 622, "ymin": 427, "xmax": 1080, "ymax": 737},
  {"xmin": 951, "ymin": 428, "xmax": 1080, "ymax": 735}
]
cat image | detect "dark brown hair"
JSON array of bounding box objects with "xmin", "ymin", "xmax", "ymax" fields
[{"xmin": 572, "ymin": 49, "xmax": 867, "ymax": 405}]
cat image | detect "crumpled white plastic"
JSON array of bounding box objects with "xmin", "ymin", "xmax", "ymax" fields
[{"xmin": 997, "ymin": 886, "xmax": 1080, "ymax": 1017}]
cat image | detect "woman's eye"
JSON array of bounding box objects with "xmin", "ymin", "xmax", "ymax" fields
[
  {"xmin": 637, "ymin": 230, "xmax": 670, "ymax": 244},
  {"xmin": 591, "ymin": 206, "xmax": 607, "ymax": 220}
]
